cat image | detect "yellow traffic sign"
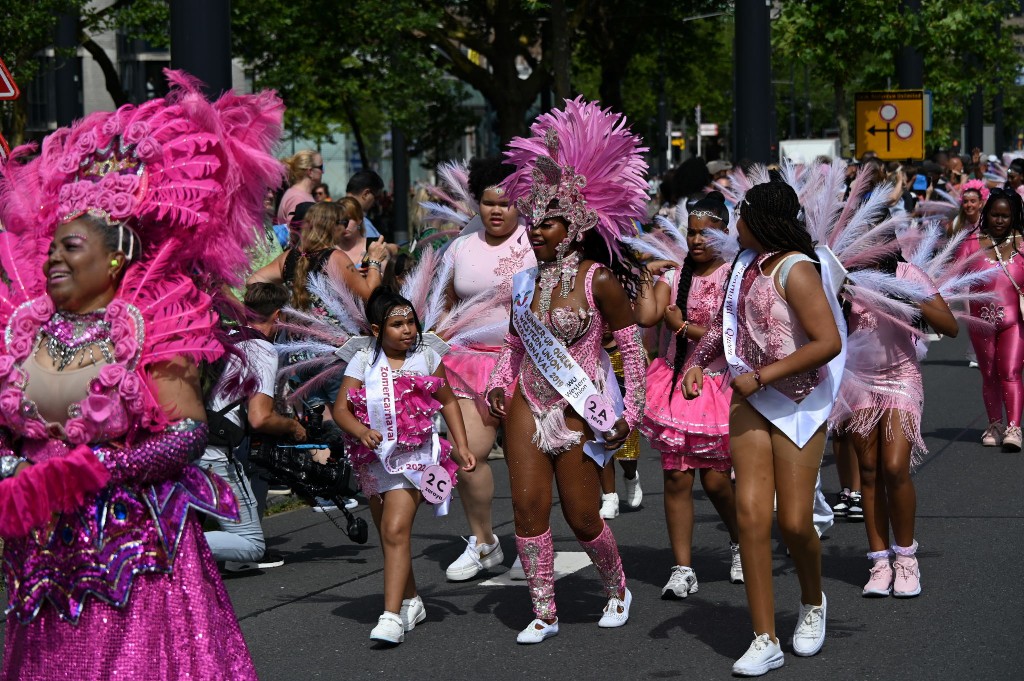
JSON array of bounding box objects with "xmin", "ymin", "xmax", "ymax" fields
[{"xmin": 855, "ymin": 90, "xmax": 925, "ymax": 161}]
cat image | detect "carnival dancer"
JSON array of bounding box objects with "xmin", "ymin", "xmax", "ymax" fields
[
  {"xmin": 484, "ymin": 98, "xmax": 649, "ymax": 644},
  {"xmin": 427, "ymin": 158, "xmax": 538, "ymax": 582},
  {"xmin": 958, "ymin": 188, "xmax": 1024, "ymax": 449},
  {"xmin": 634, "ymin": 191, "xmax": 744, "ymax": 595},
  {"xmin": 681, "ymin": 179, "xmax": 845, "ymax": 676},
  {"xmin": 0, "ymin": 71, "xmax": 283, "ymax": 679},
  {"xmin": 331, "ymin": 287, "xmax": 475, "ymax": 644}
]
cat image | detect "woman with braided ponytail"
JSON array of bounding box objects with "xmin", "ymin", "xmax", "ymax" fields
[
  {"xmin": 682, "ymin": 180, "xmax": 845, "ymax": 676},
  {"xmin": 640, "ymin": 192, "xmax": 742, "ymax": 599}
]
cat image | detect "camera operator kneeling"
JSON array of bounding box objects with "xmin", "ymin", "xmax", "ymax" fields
[{"xmin": 202, "ymin": 283, "xmax": 306, "ymax": 572}]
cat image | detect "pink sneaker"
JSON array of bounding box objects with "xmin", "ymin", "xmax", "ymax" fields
[
  {"xmin": 892, "ymin": 555, "xmax": 921, "ymax": 597},
  {"xmin": 862, "ymin": 559, "xmax": 893, "ymax": 597}
]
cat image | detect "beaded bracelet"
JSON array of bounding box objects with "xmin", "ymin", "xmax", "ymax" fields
[
  {"xmin": 674, "ymin": 320, "xmax": 689, "ymax": 337},
  {"xmin": 367, "ymin": 260, "xmax": 383, "ymax": 270}
]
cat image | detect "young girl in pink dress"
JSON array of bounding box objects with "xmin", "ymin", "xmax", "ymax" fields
[
  {"xmin": 332, "ymin": 288, "xmax": 475, "ymax": 645},
  {"xmin": 838, "ymin": 255, "xmax": 958, "ymax": 598},
  {"xmin": 641, "ymin": 192, "xmax": 742, "ymax": 598},
  {"xmin": 961, "ymin": 189, "xmax": 1024, "ymax": 450}
]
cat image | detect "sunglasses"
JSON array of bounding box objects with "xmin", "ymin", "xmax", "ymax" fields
[{"xmin": 311, "ymin": 164, "xmax": 324, "ymax": 171}]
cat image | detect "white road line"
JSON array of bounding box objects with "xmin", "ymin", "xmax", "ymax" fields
[{"xmin": 478, "ymin": 552, "xmax": 592, "ymax": 586}]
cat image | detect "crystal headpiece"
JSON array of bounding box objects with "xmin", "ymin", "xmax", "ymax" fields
[{"xmin": 386, "ymin": 305, "xmax": 414, "ymax": 319}]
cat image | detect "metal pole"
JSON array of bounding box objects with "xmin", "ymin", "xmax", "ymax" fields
[
  {"xmin": 895, "ymin": 0, "xmax": 924, "ymax": 89},
  {"xmin": 734, "ymin": 0, "xmax": 772, "ymax": 163},
  {"xmin": 170, "ymin": 0, "xmax": 232, "ymax": 98},
  {"xmin": 696, "ymin": 104, "xmax": 702, "ymax": 158},
  {"xmin": 391, "ymin": 125, "xmax": 409, "ymax": 243}
]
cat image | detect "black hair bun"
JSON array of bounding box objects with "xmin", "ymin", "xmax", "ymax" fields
[{"xmin": 704, "ymin": 190, "xmax": 726, "ymax": 204}]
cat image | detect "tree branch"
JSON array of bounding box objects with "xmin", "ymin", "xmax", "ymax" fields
[{"xmin": 80, "ymin": 37, "xmax": 129, "ymax": 107}]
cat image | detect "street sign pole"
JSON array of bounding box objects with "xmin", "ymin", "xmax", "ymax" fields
[
  {"xmin": 696, "ymin": 104, "xmax": 702, "ymax": 158},
  {"xmin": 0, "ymin": 56, "xmax": 20, "ymax": 162}
]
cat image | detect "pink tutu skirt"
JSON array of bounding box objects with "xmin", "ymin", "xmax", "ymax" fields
[
  {"xmin": 641, "ymin": 358, "xmax": 732, "ymax": 470},
  {"xmin": 443, "ymin": 345, "xmax": 500, "ymax": 418},
  {"xmin": 346, "ymin": 374, "xmax": 459, "ymax": 497}
]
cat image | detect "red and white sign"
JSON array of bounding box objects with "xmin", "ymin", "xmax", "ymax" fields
[
  {"xmin": 0, "ymin": 134, "xmax": 9, "ymax": 162},
  {"xmin": 0, "ymin": 58, "xmax": 18, "ymax": 100}
]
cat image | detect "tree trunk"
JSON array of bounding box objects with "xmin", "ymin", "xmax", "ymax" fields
[
  {"xmin": 81, "ymin": 38, "xmax": 129, "ymax": 107},
  {"xmin": 834, "ymin": 79, "xmax": 849, "ymax": 156},
  {"xmin": 549, "ymin": 0, "xmax": 571, "ymax": 103},
  {"xmin": 494, "ymin": 96, "xmax": 530, "ymax": 144},
  {"xmin": 342, "ymin": 97, "xmax": 369, "ymax": 170}
]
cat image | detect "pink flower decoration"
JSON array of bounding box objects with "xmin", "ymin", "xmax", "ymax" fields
[
  {"xmin": 109, "ymin": 192, "xmax": 136, "ymax": 219},
  {"xmin": 98, "ymin": 364, "xmax": 128, "ymax": 388},
  {"xmin": 22, "ymin": 420, "xmax": 47, "ymax": 441},
  {"xmin": 28, "ymin": 297, "xmax": 54, "ymax": 321},
  {"xmin": 0, "ymin": 389, "xmax": 22, "ymax": 418},
  {"xmin": 106, "ymin": 300, "xmax": 128, "ymax": 318},
  {"xmin": 119, "ymin": 371, "xmax": 143, "ymax": 401},
  {"xmin": 73, "ymin": 130, "xmax": 98, "ymax": 157},
  {"xmin": 114, "ymin": 338, "xmax": 139, "ymax": 363},
  {"xmin": 0, "ymin": 356, "xmax": 14, "ymax": 378},
  {"xmin": 56, "ymin": 153, "xmax": 82, "ymax": 175},
  {"xmin": 101, "ymin": 115, "xmax": 121, "ymax": 138},
  {"xmin": 7, "ymin": 335, "xmax": 34, "ymax": 361},
  {"xmin": 63, "ymin": 419, "xmax": 90, "ymax": 445},
  {"xmin": 94, "ymin": 189, "xmax": 116, "ymax": 214},
  {"xmin": 83, "ymin": 394, "xmax": 115, "ymax": 423},
  {"xmin": 123, "ymin": 121, "xmax": 150, "ymax": 145},
  {"xmin": 135, "ymin": 137, "xmax": 162, "ymax": 162}
]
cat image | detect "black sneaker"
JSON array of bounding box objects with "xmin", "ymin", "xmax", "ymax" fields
[
  {"xmin": 224, "ymin": 550, "xmax": 285, "ymax": 573},
  {"xmin": 832, "ymin": 488, "xmax": 851, "ymax": 517},
  {"xmin": 847, "ymin": 491, "xmax": 864, "ymax": 521}
]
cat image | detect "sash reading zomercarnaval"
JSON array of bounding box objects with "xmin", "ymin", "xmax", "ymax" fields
[
  {"xmin": 341, "ymin": 336, "xmax": 451, "ymax": 516},
  {"xmin": 511, "ymin": 268, "xmax": 625, "ymax": 466},
  {"xmin": 722, "ymin": 246, "xmax": 848, "ymax": 448}
]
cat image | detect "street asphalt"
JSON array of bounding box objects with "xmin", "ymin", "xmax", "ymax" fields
[{"xmin": 3, "ymin": 333, "xmax": 1022, "ymax": 680}]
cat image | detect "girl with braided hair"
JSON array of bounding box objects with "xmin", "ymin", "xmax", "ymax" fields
[
  {"xmin": 640, "ymin": 191, "xmax": 742, "ymax": 598},
  {"xmin": 960, "ymin": 188, "xmax": 1024, "ymax": 449},
  {"xmin": 682, "ymin": 180, "xmax": 845, "ymax": 676}
]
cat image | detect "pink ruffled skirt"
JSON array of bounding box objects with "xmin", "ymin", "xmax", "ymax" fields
[
  {"xmin": 2, "ymin": 518, "xmax": 256, "ymax": 681},
  {"xmin": 443, "ymin": 345, "xmax": 500, "ymax": 418},
  {"xmin": 641, "ymin": 358, "xmax": 732, "ymax": 470}
]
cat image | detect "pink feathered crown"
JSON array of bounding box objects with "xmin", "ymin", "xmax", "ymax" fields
[
  {"xmin": 960, "ymin": 179, "xmax": 990, "ymax": 205},
  {"xmin": 503, "ymin": 97, "xmax": 649, "ymax": 256},
  {"xmin": 1, "ymin": 70, "xmax": 284, "ymax": 288}
]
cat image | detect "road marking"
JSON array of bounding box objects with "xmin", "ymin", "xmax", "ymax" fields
[{"xmin": 478, "ymin": 552, "xmax": 591, "ymax": 586}]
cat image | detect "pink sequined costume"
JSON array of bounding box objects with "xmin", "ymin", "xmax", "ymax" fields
[
  {"xmin": 643, "ymin": 264, "xmax": 733, "ymax": 470},
  {"xmin": 685, "ymin": 252, "xmax": 826, "ymax": 400},
  {"xmin": 833, "ymin": 263, "xmax": 939, "ymax": 466},
  {"xmin": 960, "ymin": 233, "xmax": 1024, "ymax": 428},
  {"xmin": 0, "ymin": 71, "xmax": 284, "ymax": 680},
  {"xmin": 342, "ymin": 342, "xmax": 460, "ymax": 499}
]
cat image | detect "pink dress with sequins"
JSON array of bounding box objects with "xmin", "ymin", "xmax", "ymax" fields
[
  {"xmin": 685, "ymin": 253, "xmax": 825, "ymax": 402},
  {"xmin": 519, "ymin": 264, "xmax": 609, "ymax": 453},
  {"xmin": 833, "ymin": 262, "xmax": 936, "ymax": 464},
  {"xmin": 642, "ymin": 264, "xmax": 733, "ymax": 471}
]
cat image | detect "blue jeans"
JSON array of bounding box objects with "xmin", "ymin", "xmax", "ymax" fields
[{"xmin": 201, "ymin": 448, "xmax": 266, "ymax": 562}]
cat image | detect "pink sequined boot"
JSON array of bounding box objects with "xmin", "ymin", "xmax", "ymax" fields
[
  {"xmin": 515, "ymin": 530, "xmax": 559, "ymax": 644},
  {"xmin": 579, "ymin": 522, "xmax": 631, "ymax": 628}
]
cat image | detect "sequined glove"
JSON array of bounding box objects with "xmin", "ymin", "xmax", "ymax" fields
[
  {"xmin": 93, "ymin": 420, "xmax": 208, "ymax": 486},
  {"xmin": 484, "ymin": 332, "xmax": 525, "ymax": 399},
  {"xmin": 683, "ymin": 311, "xmax": 724, "ymax": 374},
  {"xmin": 611, "ymin": 325, "xmax": 647, "ymax": 430}
]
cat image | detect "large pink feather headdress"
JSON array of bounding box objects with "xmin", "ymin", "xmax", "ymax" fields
[{"xmin": 503, "ymin": 97, "xmax": 649, "ymax": 258}]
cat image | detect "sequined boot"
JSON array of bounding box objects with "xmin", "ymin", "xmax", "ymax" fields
[
  {"xmin": 579, "ymin": 522, "xmax": 630, "ymax": 627},
  {"xmin": 515, "ymin": 530, "xmax": 558, "ymax": 643}
]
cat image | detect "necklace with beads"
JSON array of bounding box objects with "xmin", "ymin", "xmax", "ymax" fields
[
  {"xmin": 536, "ymin": 250, "xmax": 581, "ymax": 317},
  {"xmin": 40, "ymin": 309, "xmax": 113, "ymax": 371}
]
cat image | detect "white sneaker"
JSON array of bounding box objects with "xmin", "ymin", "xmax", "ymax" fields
[
  {"xmin": 399, "ymin": 595, "xmax": 426, "ymax": 631},
  {"xmin": 369, "ymin": 612, "xmax": 404, "ymax": 644},
  {"xmin": 445, "ymin": 535, "xmax": 504, "ymax": 581},
  {"xmin": 516, "ymin": 618, "xmax": 559, "ymax": 644},
  {"xmin": 623, "ymin": 472, "xmax": 642, "ymax": 508},
  {"xmin": 509, "ymin": 554, "xmax": 526, "ymax": 580},
  {"xmin": 732, "ymin": 633, "xmax": 784, "ymax": 676},
  {"xmin": 791, "ymin": 592, "xmax": 827, "ymax": 657},
  {"xmin": 729, "ymin": 542, "xmax": 744, "ymax": 584},
  {"xmin": 597, "ymin": 587, "xmax": 631, "ymax": 628},
  {"xmin": 661, "ymin": 566, "xmax": 698, "ymax": 599},
  {"xmin": 599, "ymin": 493, "xmax": 620, "ymax": 519}
]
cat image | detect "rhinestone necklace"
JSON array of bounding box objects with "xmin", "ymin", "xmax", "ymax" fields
[
  {"xmin": 41, "ymin": 309, "xmax": 114, "ymax": 371},
  {"xmin": 537, "ymin": 250, "xmax": 581, "ymax": 317}
]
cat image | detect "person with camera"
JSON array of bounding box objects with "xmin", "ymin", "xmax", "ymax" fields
[{"xmin": 203, "ymin": 283, "xmax": 307, "ymax": 571}]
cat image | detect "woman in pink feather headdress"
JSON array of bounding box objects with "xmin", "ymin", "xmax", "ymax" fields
[
  {"xmin": 484, "ymin": 98, "xmax": 650, "ymax": 643},
  {"xmin": 0, "ymin": 71, "xmax": 285, "ymax": 680}
]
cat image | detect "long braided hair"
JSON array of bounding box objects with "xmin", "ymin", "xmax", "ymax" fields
[
  {"xmin": 979, "ymin": 188, "xmax": 1024, "ymax": 258},
  {"xmin": 740, "ymin": 180, "xmax": 818, "ymax": 261},
  {"xmin": 669, "ymin": 191, "xmax": 730, "ymax": 397},
  {"xmin": 580, "ymin": 227, "xmax": 645, "ymax": 301}
]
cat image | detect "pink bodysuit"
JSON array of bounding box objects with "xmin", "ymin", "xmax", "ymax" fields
[{"xmin": 961, "ymin": 234, "xmax": 1024, "ymax": 427}]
